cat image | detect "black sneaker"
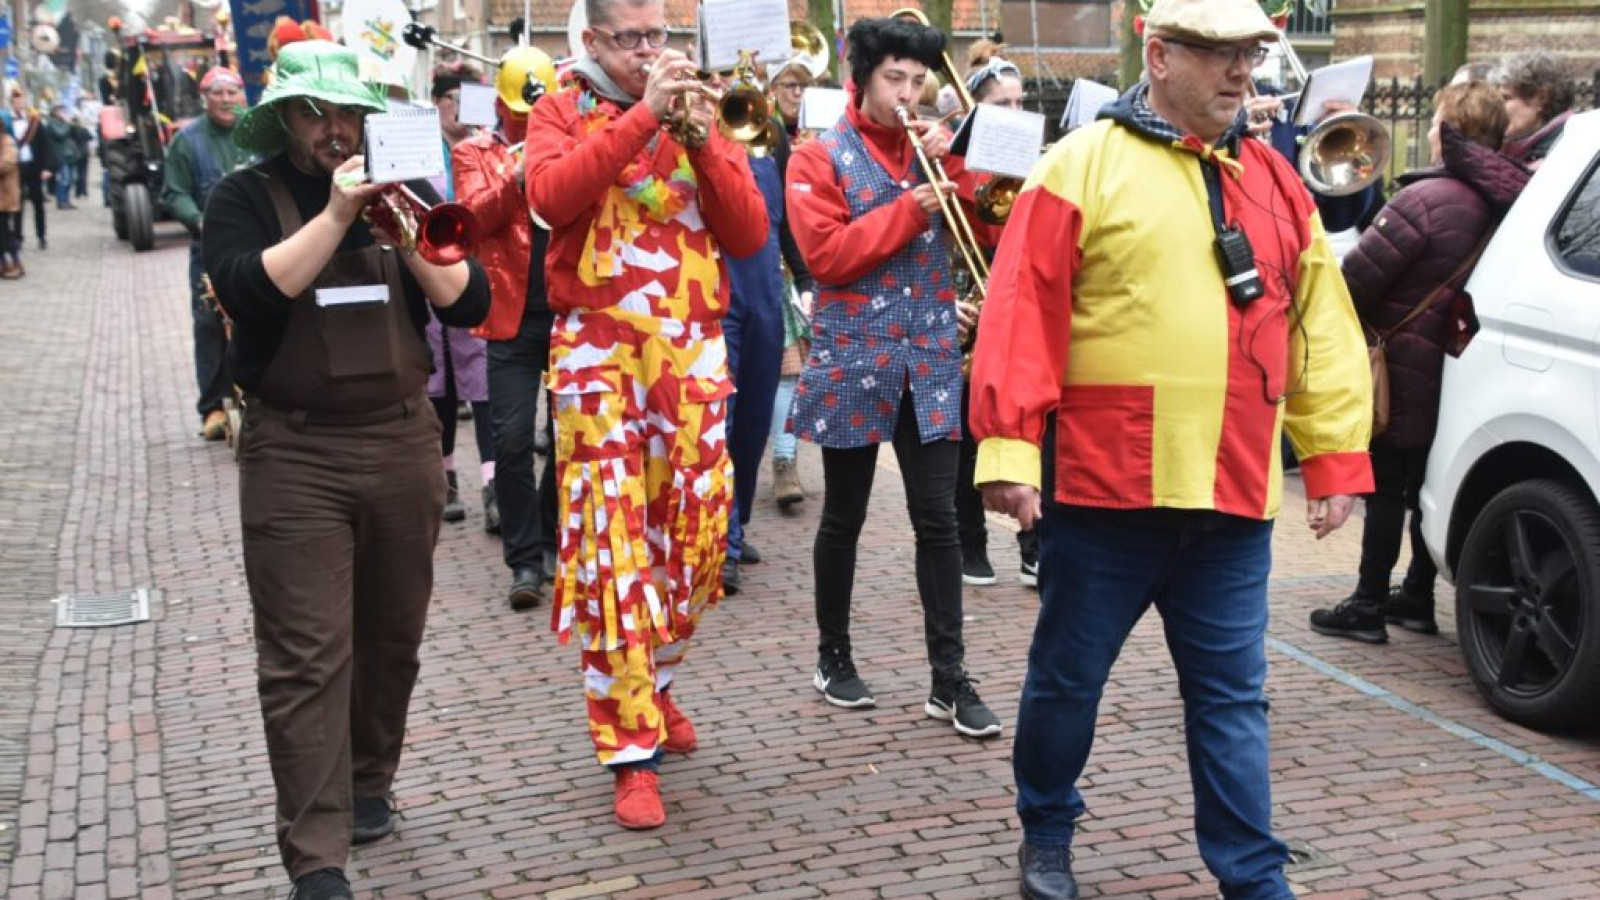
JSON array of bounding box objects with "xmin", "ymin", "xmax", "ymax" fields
[
  {"xmin": 290, "ymin": 867, "xmax": 353, "ymax": 900},
  {"xmin": 351, "ymin": 794, "xmax": 394, "ymax": 844},
  {"xmin": 721, "ymin": 559, "xmax": 741, "ymax": 596},
  {"xmin": 1019, "ymin": 843, "xmax": 1079, "ymax": 900},
  {"xmin": 740, "ymin": 541, "xmax": 762, "ymax": 564},
  {"xmin": 1018, "ymin": 530, "xmax": 1039, "ymax": 589},
  {"xmin": 962, "ymin": 547, "xmax": 997, "ymax": 586},
  {"xmin": 508, "ymin": 567, "xmax": 542, "ymax": 612},
  {"xmin": 482, "ymin": 480, "xmax": 501, "ymax": 535},
  {"xmin": 442, "ymin": 471, "xmax": 466, "ymax": 523},
  {"xmin": 1382, "ymin": 586, "xmax": 1439, "ymax": 634},
  {"xmin": 926, "ymin": 672, "xmax": 1002, "ymax": 738},
  {"xmin": 814, "ymin": 648, "xmax": 875, "ymax": 708},
  {"xmin": 1309, "ymin": 596, "xmax": 1388, "ymax": 644}
]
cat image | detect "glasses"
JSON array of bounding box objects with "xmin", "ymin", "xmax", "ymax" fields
[
  {"xmin": 592, "ymin": 26, "xmax": 670, "ymax": 51},
  {"xmin": 771, "ymin": 80, "xmax": 806, "ymax": 93},
  {"xmin": 1161, "ymin": 38, "xmax": 1270, "ymax": 68}
]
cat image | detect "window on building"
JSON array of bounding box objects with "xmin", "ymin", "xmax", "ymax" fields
[{"xmin": 999, "ymin": 0, "xmax": 1116, "ymax": 51}]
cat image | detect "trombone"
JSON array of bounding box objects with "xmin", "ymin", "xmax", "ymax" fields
[{"xmin": 896, "ymin": 105, "xmax": 989, "ymax": 319}]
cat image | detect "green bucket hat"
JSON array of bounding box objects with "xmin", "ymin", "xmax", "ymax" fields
[{"xmin": 234, "ymin": 40, "xmax": 389, "ymax": 156}]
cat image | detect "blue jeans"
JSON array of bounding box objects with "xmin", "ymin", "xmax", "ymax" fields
[
  {"xmin": 189, "ymin": 242, "xmax": 232, "ymax": 417},
  {"xmin": 53, "ymin": 165, "xmax": 75, "ymax": 206},
  {"xmin": 768, "ymin": 375, "xmax": 799, "ymax": 461},
  {"xmin": 1016, "ymin": 507, "xmax": 1292, "ymax": 900}
]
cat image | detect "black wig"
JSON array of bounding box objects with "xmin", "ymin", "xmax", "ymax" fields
[{"xmin": 845, "ymin": 17, "xmax": 946, "ymax": 92}]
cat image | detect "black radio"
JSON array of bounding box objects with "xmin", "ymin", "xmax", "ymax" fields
[{"xmin": 1215, "ymin": 225, "xmax": 1265, "ymax": 307}]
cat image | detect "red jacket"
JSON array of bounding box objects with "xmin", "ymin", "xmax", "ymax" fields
[
  {"xmin": 523, "ymin": 88, "xmax": 768, "ymax": 320},
  {"xmin": 454, "ymin": 133, "xmax": 536, "ymax": 341}
]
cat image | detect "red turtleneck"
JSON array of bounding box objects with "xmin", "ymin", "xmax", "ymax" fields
[{"xmin": 785, "ymin": 94, "xmax": 983, "ymax": 286}]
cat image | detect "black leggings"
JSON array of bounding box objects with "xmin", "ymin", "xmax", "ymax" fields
[
  {"xmin": 1357, "ymin": 441, "xmax": 1438, "ymax": 600},
  {"xmin": 432, "ymin": 344, "xmax": 493, "ymax": 463},
  {"xmin": 814, "ymin": 390, "xmax": 966, "ymax": 679}
]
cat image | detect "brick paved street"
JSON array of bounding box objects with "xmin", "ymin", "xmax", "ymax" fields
[{"xmin": 2, "ymin": 190, "xmax": 1598, "ymax": 900}]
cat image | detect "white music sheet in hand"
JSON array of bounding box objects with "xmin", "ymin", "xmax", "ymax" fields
[
  {"xmin": 457, "ymin": 83, "xmax": 498, "ymax": 128},
  {"xmin": 1060, "ymin": 78, "xmax": 1118, "ymax": 132},
  {"xmin": 965, "ymin": 106, "xmax": 1046, "ymax": 181},
  {"xmin": 364, "ymin": 108, "xmax": 446, "ymax": 185},
  {"xmin": 799, "ymin": 88, "xmax": 848, "ymax": 133},
  {"xmin": 700, "ymin": 0, "xmax": 792, "ymax": 73},
  {"xmin": 1294, "ymin": 55, "xmax": 1374, "ymax": 127}
]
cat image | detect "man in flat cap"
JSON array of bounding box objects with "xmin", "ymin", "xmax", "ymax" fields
[{"xmin": 968, "ymin": 0, "xmax": 1373, "ymax": 897}]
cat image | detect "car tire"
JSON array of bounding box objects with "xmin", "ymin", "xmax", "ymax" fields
[
  {"xmin": 1455, "ymin": 478, "xmax": 1600, "ymax": 732},
  {"xmin": 125, "ymin": 183, "xmax": 155, "ymax": 252}
]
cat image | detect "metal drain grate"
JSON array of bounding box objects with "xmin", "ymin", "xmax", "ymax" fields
[{"xmin": 55, "ymin": 589, "xmax": 152, "ymax": 628}]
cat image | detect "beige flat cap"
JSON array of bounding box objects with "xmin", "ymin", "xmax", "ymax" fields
[{"xmin": 1144, "ymin": 0, "xmax": 1281, "ymax": 43}]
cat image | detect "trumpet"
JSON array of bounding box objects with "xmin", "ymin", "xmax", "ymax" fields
[
  {"xmin": 644, "ymin": 50, "xmax": 773, "ymax": 151},
  {"xmin": 363, "ymin": 184, "xmax": 481, "ymax": 266}
]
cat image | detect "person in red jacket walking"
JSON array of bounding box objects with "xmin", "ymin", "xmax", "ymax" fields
[
  {"xmin": 453, "ymin": 47, "xmax": 561, "ymax": 612},
  {"xmin": 523, "ymin": 0, "xmax": 767, "ymax": 831}
]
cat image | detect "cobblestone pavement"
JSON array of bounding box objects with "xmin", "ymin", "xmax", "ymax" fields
[{"xmin": 2, "ymin": 193, "xmax": 1598, "ymax": 900}]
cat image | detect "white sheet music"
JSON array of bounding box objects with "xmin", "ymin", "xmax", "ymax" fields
[
  {"xmin": 799, "ymin": 88, "xmax": 848, "ymax": 133},
  {"xmin": 1060, "ymin": 79, "xmax": 1117, "ymax": 132},
  {"xmin": 700, "ymin": 0, "xmax": 793, "ymax": 73},
  {"xmin": 457, "ymin": 83, "xmax": 498, "ymax": 128},
  {"xmin": 364, "ymin": 108, "xmax": 446, "ymax": 184},
  {"xmin": 1294, "ymin": 55, "xmax": 1374, "ymax": 127},
  {"xmin": 965, "ymin": 106, "xmax": 1045, "ymax": 180}
]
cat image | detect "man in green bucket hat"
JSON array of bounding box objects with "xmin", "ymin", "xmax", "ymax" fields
[{"xmin": 200, "ymin": 40, "xmax": 491, "ymax": 900}]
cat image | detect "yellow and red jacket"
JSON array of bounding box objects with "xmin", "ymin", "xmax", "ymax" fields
[{"xmin": 969, "ymin": 101, "xmax": 1373, "ymax": 519}]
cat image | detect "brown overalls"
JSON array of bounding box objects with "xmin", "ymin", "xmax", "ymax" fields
[{"xmin": 238, "ymin": 174, "xmax": 445, "ymax": 879}]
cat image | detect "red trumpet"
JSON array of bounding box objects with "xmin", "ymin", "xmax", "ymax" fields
[{"xmin": 363, "ymin": 184, "xmax": 480, "ymax": 266}]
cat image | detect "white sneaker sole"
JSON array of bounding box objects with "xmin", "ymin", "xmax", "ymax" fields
[
  {"xmin": 1019, "ymin": 569, "xmax": 1038, "ymax": 588},
  {"xmin": 962, "ymin": 573, "xmax": 998, "ymax": 586},
  {"xmin": 813, "ymin": 670, "xmax": 876, "ymax": 708},
  {"xmin": 925, "ymin": 701, "xmax": 1003, "ymax": 738}
]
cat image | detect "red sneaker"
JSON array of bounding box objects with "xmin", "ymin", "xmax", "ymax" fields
[
  {"xmin": 659, "ymin": 691, "xmax": 698, "ymax": 754},
  {"xmin": 613, "ymin": 768, "xmax": 666, "ymax": 830}
]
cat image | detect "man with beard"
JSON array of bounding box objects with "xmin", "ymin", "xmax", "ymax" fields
[
  {"xmin": 453, "ymin": 46, "xmax": 561, "ymax": 611},
  {"xmin": 201, "ymin": 42, "xmax": 490, "ymax": 900},
  {"xmin": 162, "ymin": 66, "xmax": 248, "ymax": 441}
]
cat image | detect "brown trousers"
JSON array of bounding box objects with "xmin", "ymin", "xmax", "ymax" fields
[{"xmin": 239, "ymin": 396, "xmax": 444, "ymax": 879}]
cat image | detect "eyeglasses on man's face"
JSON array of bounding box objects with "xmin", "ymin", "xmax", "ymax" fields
[
  {"xmin": 593, "ymin": 26, "xmax": 670, "ymax": 51},
  {"xmin": 1161, "ymin": 38, "xmax": 1270, "ymax": 69}
]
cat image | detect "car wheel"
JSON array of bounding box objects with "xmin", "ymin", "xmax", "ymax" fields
[{"xmin": 1455, "ymin": 479, "xmax": 1600, "ymax": 732}]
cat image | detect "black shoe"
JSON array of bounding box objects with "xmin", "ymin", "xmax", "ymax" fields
[
  {"xmin": 1383, "ymin": 586, "xmax": 1438, "ymax": 634},
  {"xmin": 962, "ymin": 547, "xmax": 997, "ymax": 586},
  {"xmin": 290, "ymin": 868, "xmax": 352, "ymax": 900},
  {"xmin": 740, "ymin": 541, "xmax": 762, "ymax": 564},
  {"xmin": 508, "ymin": 567, "xmax": 542, "ymax": 611},
  {"xmin": 1309, "ymin": 595, "xmax": 1388, "ymax": 644},
  {"xmin": 38, "ymin": 237, "xmax": 46, "ymax": 250},
  {"xmin": 541, "ymin": 547, "xmax": 558, "ymax": 584},
  {"xmin": 1018, "ymin": 529, "xmax": 1039, "ymax": 589},
  {"xmin": 721, "ymin": 559, "xmax": 741, "ymax": 596},
  {"xmin": 351, "ymin": 794, "xmax": 394, "ymax": 844},
  {"xmin": 482, "ymin": 480, "xmax": 501, "ymax": 535},
  {"xmin": 442, "ymin": 471, "xmax": 466, "ymax": 523},
  {"xmin": 926, "ymin": 672, "xmax": 1002, "ymax": 738},
  {"xmin": 1019, "ymin": 843, "xmax": 1079, "ymax": 900},
  {"xmin": 814, "ymin": 647, "xmax": 875, "ymax": 709}
]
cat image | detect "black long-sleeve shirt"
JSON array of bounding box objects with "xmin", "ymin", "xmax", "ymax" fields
[
  {"xmin": 203, "ymin": 153, "xmax": 491, "ymax": 393},
  {"xmin": 769, "ymin": 128, "xmax": 816, "ymax": 295}
]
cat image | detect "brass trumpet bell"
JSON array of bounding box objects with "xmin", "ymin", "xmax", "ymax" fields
[
  {"xmin": 365, "ymin": 185, "xmax": 480, "ymax": 266},
  {"xmin": 975, "ymin": 176, "xmax": 1022, "ymax": 225},
  {"xmin": 718, "ymin": 77, "xmax": 771, "ymax": 144},
  {"xmin": 1300, "ymin": 111, "xmax": 1392, "ymax": 197}
]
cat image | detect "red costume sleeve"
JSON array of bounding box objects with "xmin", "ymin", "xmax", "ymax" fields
[
  {"xmin": 452, "ymin": 140, "xmax": 521, "ymax": 234},
  {"xmin": 689, "ymin": 130, "xmax": 769, "ymax": 259},
  {"xmin": 524, "ymin": 95, "xmax": 659, "ymax": 229},
  {"xmin": 784, "ymin": 138, "xmax": 932, "ymax": 285}
]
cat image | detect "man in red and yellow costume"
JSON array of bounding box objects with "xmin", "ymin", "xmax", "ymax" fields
[{"xmin": 523, "ymin": 0, "xmax": 767, "ymax": 830}]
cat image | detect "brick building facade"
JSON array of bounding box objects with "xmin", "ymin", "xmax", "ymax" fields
[{"xmin": 1333, "ymin": 0, "xmax": 1600, "ymax": 84}]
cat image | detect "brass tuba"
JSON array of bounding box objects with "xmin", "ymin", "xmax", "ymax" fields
[{"xmin": 789, "ymin": 20, "xmax": 830, "ymax": 80}]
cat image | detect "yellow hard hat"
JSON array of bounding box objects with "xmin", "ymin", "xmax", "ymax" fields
[{"xmin": 496, "ymin": 46, "xmax": 557, "ymax": 114}]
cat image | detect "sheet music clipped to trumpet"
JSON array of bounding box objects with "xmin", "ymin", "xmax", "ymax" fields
[{"xmin": 363, "ymin": 107, "xmax": 447, "ymax": 185}]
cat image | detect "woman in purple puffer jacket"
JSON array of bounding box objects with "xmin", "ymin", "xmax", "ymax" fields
[{"xmin": 1311, "ymin": 82, "xmax": 1532, "ymax": 645}]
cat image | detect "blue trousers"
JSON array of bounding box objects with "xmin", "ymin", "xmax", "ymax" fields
[
  {"xmin": 1016, "ymin": 507, "xmax": 1293, "ymax": 900},
  {"xmin": 724, "ymin": 277, "xmax": 784, "ymax": 561},
  {"xmin": 188, "ymin": 241, "xmax": 232, "ymax": 417}
]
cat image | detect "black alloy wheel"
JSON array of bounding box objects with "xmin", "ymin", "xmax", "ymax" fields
[{"xmin": 1455, "ymin": 479, "xmax": 1600, "ymax": 732}]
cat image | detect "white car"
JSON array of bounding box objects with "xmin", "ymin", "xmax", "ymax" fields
[{"xmin": 1420, "ymin": 108, "xmax": 1600, "ymax": 732}]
